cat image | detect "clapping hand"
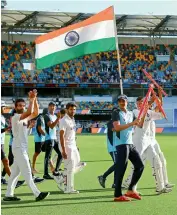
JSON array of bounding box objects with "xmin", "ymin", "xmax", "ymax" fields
[{"xmin": 28, "ymin": 89, "xmax": 38, "ymax": 99}]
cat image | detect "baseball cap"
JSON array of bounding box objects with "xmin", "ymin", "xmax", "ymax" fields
[
  {"xmin": 48, "ymin": 101, "xmax": 56, "ymax": 106},
  {"xmin": 117, "ymin": 94, "xmax": 128, "ymax": 101},
  {"xmin": 1, "ymin": 100, "xmax": 7, "ymax": 107}
]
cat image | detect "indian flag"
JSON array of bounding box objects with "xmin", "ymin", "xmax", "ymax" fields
[{"xmin": 35, "ymin": 6, "xmax": 116, "ymax": 69}]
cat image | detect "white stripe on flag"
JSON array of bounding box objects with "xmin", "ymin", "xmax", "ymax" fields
[{"xmin": 36, "ymin": 20, "xmax": 114, "ymax": 59}]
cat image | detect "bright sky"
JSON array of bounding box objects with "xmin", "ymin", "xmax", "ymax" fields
[{"xmin": 5, "ymin": 0, "xmax": 177, "ymax": 15}]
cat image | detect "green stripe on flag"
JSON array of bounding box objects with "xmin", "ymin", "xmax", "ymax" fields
[{"xmin": 36, "ymin": 37, "xmax": 116, "ymax": 69}]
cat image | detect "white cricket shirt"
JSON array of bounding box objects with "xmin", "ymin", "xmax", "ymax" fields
[
  {"xmin": 11, "ymin": 114, "xmax": 28, "ymax": 151},
  {"xmin": 133, "ymin": 109, "xmax": 163, "ymax": 151},
  {"xmin": 149, "ymin": 120, "xmax": 156, "ymax": 140},
  {"xmin": 1, "ymin": 115, "xmax": 6, "ymax": 145},
  {"xmin": 59, "ymin": 114, "xmax": 76, "ymax": 148}
]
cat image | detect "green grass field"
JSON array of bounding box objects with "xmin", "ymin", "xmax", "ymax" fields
[{"xmin": 1, "ymin": 134, "xmax": 177, "ymax": 215}]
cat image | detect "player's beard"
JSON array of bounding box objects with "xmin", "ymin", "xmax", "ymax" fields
[
  {"xmin": 16, "ymin": 109, "xmax": 24, "ymax": 114},
  {"xmin": 68, "ymin": 112, "xmax": 75, "ymax": 118}
]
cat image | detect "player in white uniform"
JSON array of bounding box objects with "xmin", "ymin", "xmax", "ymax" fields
[
  {"xmin": 149, "ymin": 120, "xmax": 174, "ymax": 191},
  {"xmin": 148, "ymin": 94, "xmax": 175, "ymax": 191},
  {"xmin": 3, "ymin": 90, "xmax": 49, "ymax": 202},
  {"xmin": 1, "ymin": 101, "xmax": 11, "ymax": 180},
  {"xmin": 123, "ymin": 96, "xmax": 172, "ymax": 194},
  {"xmin": 52, "ymin": 109, "xmax": 66, "ymax": 164},
  {"xmin": 59, "ymin": 102, "xmax": 86, "ymax": 194}
]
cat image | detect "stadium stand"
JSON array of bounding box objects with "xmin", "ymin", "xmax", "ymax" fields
[{"xmin": 1, "ymin": 42, "xmax": 177, "ymax": 84}]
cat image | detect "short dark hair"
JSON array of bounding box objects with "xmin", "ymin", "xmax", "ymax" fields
[
  {"xmin": 48, "ymin": 101, "xmax": 56, "ymax": 106},
  {"xmin": 15, "ymin": 99, "xmax": 26, "ymax": 107},
  {"xmin": 60, "ymin": 109, "xmax": 66, "ymax": 115},
  {"xmin": 66, "ymin": 102, "xmax": 77, "ymax": 110},
  {"xmin": 136, "ymin": 96, "xmax": 143, "ymax": 102}
]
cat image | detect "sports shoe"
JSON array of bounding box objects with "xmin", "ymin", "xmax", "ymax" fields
[
  {"xmin": 57, "ymin": 183, "xmax": 64, "ymax": 192},
  {"xmin": 125, "ymin": 191, "xmax": 142, "ymax": 200},
  {"xmin": 15, "ymin": 180, "xmax": 25, "ymax": 189},
  {"xmin": 157, "ymin": 187, "xmax": 172, "ymax": 195},
  {"xmin": 53, "ymin": 171, "xmax": 60, "ymax": 176},
  {"xmin": 98, "ymin": 175, "xmax": 106, "ymax": 188},
  {"xmin": 165, "ymin": 183, "xmax": 175, "ymax": 189},
  {"xmin": 75, "ymin": 162, "xmax": 87, "ymax": 174},
  {"xmin": 3, "ymin": 196, "xmax": 21, "ymax": 201},
  {"xmin": 33, "ymin": 177, "xmax": 45, "ymax": 184},
  {"xmin": 64, "ymin": 189, "xmax": 79, "ymax": 194},
  {"xmin": 114, "ymin": 195, "xmax": 131, "ymax": 202},
  {"xmin": 36, "ymin": 192, "xmax": 50, "ymax": 201},
  {"xmin": 43, "ymin": 174, "xmax": 53, "ymax": 180},
  {"xmin": 78, "ymin": 162, "xmax": 86, "ymax": 171},
  {"xmin": 1, "ymin": 178, "xmax": 8, "ymax": 185},
  {"xmin": 53, "ymin": 172, "xmax": 64, "ymax": 184}
]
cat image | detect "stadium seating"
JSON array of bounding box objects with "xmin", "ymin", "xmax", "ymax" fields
[{"xmin": 1, "ymin": 41, "xmax": 177, "ymax": 84}]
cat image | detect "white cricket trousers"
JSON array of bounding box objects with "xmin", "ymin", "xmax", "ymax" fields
[
  {"xmin": 64, "ymin": 147, "xmax": 81, "ymax": 173},
  {"xmin": 6, "ymin": 148, "xmax": 40, "ymax": 197},
  {"xmin": 62, "ymin": 146, "xmax": 81, "ymax": 191}
]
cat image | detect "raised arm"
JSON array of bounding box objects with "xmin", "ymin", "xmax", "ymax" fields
[
  {"xmin": 20, "ymin": 89, "xmax": 37, "ymax": 121},
  {"xmin": 158, "ymin": 87, "xmax": 163, "ymax": 105}
]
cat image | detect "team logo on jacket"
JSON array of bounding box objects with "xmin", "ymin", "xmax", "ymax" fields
[{"xmin": 65, "ymin": 31, "xmax": 79, "ymax": 47}]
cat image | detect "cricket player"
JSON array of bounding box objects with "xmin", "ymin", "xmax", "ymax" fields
[
  {"xmin": 123, "ymin": 96, "xmax": 172, "ymax": 194},
  {"xmin": 1, "ymin": 102, "xmax": 25, "ymax": 188},
  {"xmin": 59, "ymin": 102, "xmax": 86, "ymax": 194},
  {"xmin": 52, "ymin": 109, "xmax": 66, "ymax": 165},
  {"xmin": 148, "ymin": 89, "xmax": 174, "ymax": 191},
  {"xmin": 3, "ymin": 90, "xmax": 49, "ymax": 201},
  {"xmin": 1, "ymin": 101, "xmax": 12, "ymax": 182},
  {"xmin": 1, "ymin": 108, "xmax": 44, "ymax": 185},
  {"xmin": 98, "ymin": 112, "xmax": 117, "ymax": 189},
  {"xmin": 112, "ymin": 95, "xmax": 144, "ymax": 202},
  {"xmin": 32, "ymin": 112, "xmax": 46, "ymax": 173},
  {"xmin": 1, "ymin": 129, "xmax": 13, "ymax": 185},
  {"xmin": 149, "ymin": 120, "xmax": 174, "ymax": 191},
  {"xmin": 43, "ymin": 102, "xmax": 62, "ymax": 179}
]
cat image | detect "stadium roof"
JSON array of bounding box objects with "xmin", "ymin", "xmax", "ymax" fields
[{"xmin": 1, "ymin": 9, "xmax": 177, "ymax": 36}]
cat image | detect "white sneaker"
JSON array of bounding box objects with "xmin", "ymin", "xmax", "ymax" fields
[
  {"xmin": 57, "ymin": 183, "xmax": 64, "ymax": 192},
  {"xmin": 53, "ymin": 173, "xmax": 64, "ymax": 185},
  {"xmin": 64, "ymin": 189, "xmax": 79, "ymax": 194},
  {"xmin": 75, "ymin": 162, "xmax": 87, "ymax": 174},
  {"xmin": 78, "ymin": 162, "xmax": 87, "ymax": 171},
  {"xmin": 165, "ymin": 183, "xmax": 175, "ymax": 189},
  {"xmin": 157, "ymin": 187, "xmax": 172, "ymax": 195}
]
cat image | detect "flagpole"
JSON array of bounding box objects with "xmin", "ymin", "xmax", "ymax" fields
[{"xmin": 113, "ymin": 6, "xmax": 123, "ymax": 95}]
